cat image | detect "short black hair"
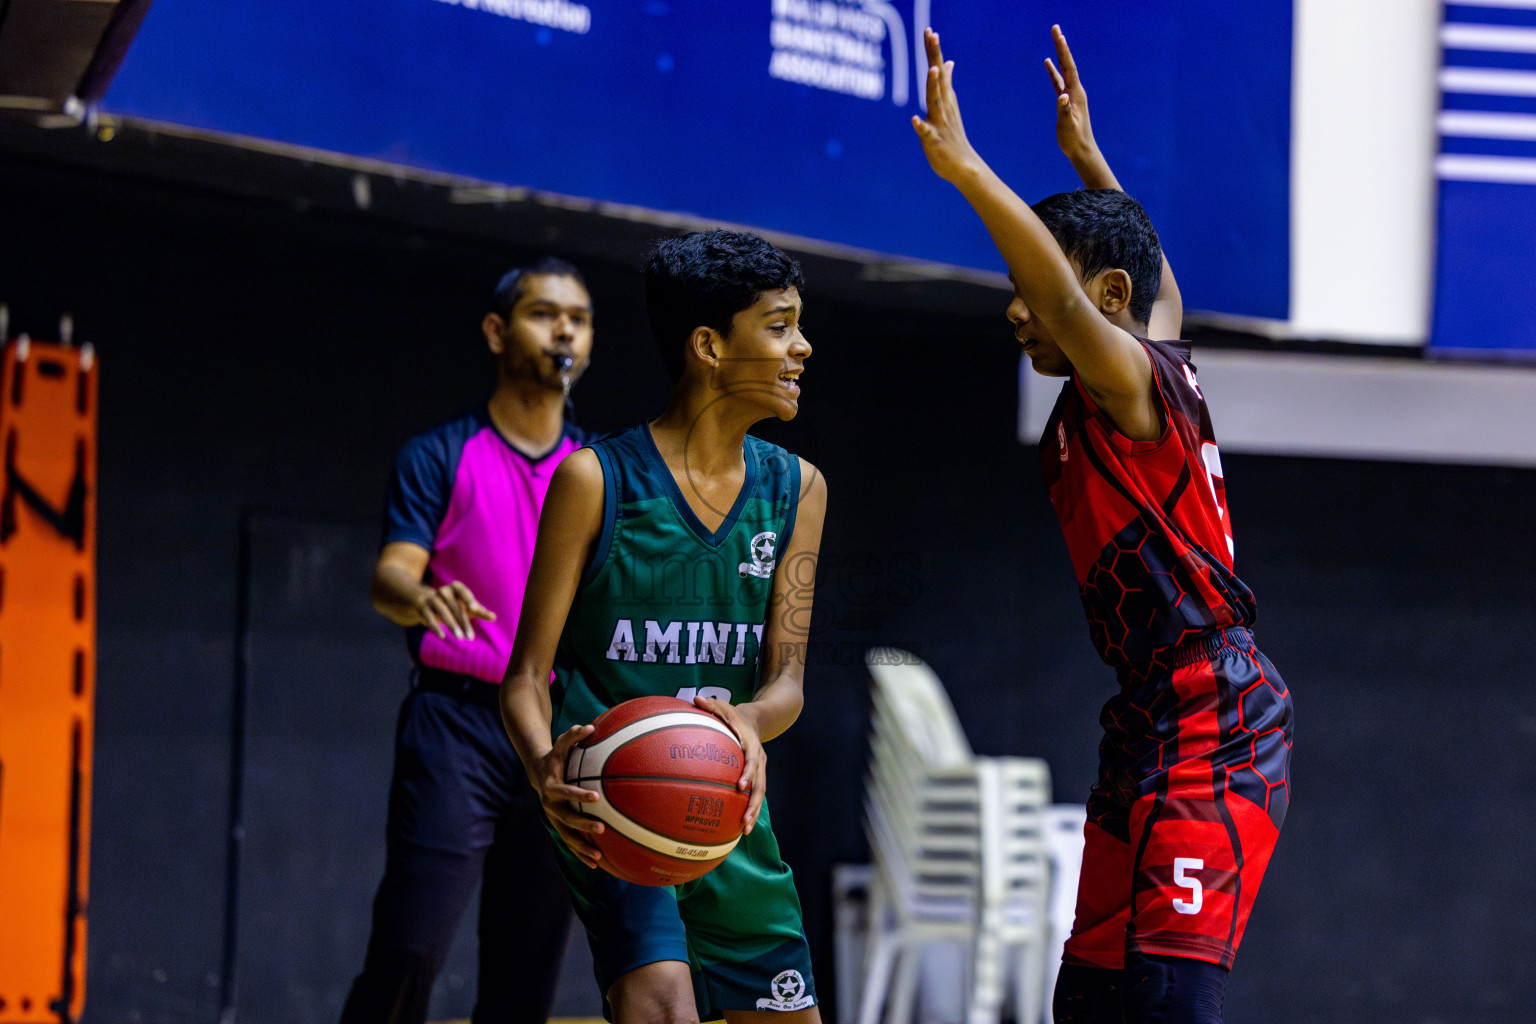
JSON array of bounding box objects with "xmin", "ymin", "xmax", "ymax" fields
[
  {"xmin": 491, "ymin": 256, "xmax": 587, "ymax": 317},
  {"xmin": 1030, "ymin": 189, "xmax": 1162, "ymax": 326},
  {"xmin": 644, "ymin": 230, "xmax": 805, "ymax": 382}
]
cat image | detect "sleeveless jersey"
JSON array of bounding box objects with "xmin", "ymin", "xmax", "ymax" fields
[
  {"xmin": 551, "ymin": 424, "xmax": 802, "ymax": 733},
  {"xmin": 383, "ymin": 408, "xmax": 586, "ymax": 683},
  {"xmin": 1040, "ymin": 339, "xmax": 1255, "ymax": 672}
]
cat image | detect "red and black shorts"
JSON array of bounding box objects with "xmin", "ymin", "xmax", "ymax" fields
[{"xmin": 1063, "ymin": 626, "xmax": 1292, "ymax": 970}]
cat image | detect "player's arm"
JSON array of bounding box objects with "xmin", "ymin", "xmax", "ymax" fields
[
  {"xmin": 1045, "ymin": 24, "xmax": 1183, "ymax": 342},
  {"xmin": 912, "ymin": 28, "xmax": 1153, "ymax": 433},
  {"xmin": 499, "ymin": 448, "xmax": 607, "ymax": 869},
  {"xmin": 372, "ymin": 541, "xmax": 497, "ymax": 640},
  {"xmin": 694, "ymin": 459, "xmax": 827, "ymax": 836}
]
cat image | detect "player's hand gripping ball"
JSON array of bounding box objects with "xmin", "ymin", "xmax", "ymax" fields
[{"xmin": 564, "ymin": 696, "xmax": 749, "ymax": 886}]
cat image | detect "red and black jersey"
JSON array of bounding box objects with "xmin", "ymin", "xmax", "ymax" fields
[{"xmin": 1040, "ymin": 338, "xmax": 1255, "ymax": 673}]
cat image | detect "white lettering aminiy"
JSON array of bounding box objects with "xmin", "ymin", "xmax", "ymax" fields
[
  {"xmin": 697, "ymin": 622, "xmax": 731, "ymax": 664},
  {"xmin": 643, "ymin": 619, "xmax": 682, "ymax": 664},
  {"xmin": 1173, "ymin": 857, "xmax": 1204, "ymax": 915},
  {"xmin": 606, "ymin": 618, "xmax": 762, "ymax": 666},
  {"xmin": 732, "ymin": 622, "xmax": 751, "ymax": 665},
  {"xmin": 606, "ymin": 618, "xmax": 636, "ymax": 661}
]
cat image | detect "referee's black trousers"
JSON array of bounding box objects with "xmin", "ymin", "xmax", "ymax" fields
[{"xmin": 339, "ymin": 678, "xmax": 575, "ymax": 1024}]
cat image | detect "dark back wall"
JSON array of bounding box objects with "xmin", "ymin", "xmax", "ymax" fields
[{"xmin": 3, "ymin": 152, "xmax": 1534, "ymax": 1024}]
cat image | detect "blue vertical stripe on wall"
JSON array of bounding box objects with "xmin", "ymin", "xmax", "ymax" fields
[{"xmin": 1434, "ymin": 1, "xmax": 1536, "ymax": 354}]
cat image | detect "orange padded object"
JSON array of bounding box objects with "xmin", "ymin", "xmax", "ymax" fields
[{"xmin": 0, "ymin": 338, "xmax": 96, "ymax": 1023}]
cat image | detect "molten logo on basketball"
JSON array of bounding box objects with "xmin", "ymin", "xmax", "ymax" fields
[{"xmin": 669, "ymin": 742, "xmax": 740, "ymax": 768}]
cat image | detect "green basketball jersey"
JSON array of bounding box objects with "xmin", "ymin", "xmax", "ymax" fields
[
  {"xmin": 545, "ymin": 423, "xmax": 816, "ymax": 1001},
  {"xmin": 551, "ymin": 423, "xmax": 801, "ymax": 734}
]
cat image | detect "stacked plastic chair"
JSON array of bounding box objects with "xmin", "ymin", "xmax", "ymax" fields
[
  {"xmin": 1040, "ymin": 803, "xmax": 1089, "ymax": 1024},
  {"xmin": 859, "ymin": 649, "xmax": 1052, "ymax": 1024}
]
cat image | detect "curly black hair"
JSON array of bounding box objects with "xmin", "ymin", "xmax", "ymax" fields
[{"xmin": 644, "ymin": 230, "xmax": 805, "ymax": 382}]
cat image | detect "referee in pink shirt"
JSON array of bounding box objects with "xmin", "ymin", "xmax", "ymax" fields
[{"xmin": 339, "ymin": 258, "xmax": 596, "ymax": 1024}]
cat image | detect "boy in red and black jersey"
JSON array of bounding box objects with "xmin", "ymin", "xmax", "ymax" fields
[
  {"xmin": 915, "ymin": 25, "xmax": 1292, "ymax": 1024},
  {"xmin": 1041, "ymin": 326, "xmax": 1253, "ymax": 670}
]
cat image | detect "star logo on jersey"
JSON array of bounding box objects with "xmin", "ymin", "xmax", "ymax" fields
[
  {"xmin": 738, "ymin": 530, "xmax": 777, "ymax": 579},
  {"xmin": 756, "ymin": 969, "xmax": 813, "ymax": 1010}
]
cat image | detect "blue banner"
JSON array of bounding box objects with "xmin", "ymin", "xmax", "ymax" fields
[{"xmin": 104, "ymin": 0, "xmax": 1292, "ymax": 319}]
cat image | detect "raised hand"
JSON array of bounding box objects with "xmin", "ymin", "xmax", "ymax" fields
[
  {"xmin": 911, "ymin": 28, "xmax": 983, "ymax": 184},
  {"xmin": 1045, "ymin": 25, "xmax": 1096, "ymax": 161},
  {"xmin": 1044, "ymin": 24, "xmax": 1119, "ymax": 191}
]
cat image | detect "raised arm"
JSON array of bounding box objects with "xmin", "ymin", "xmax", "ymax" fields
[
  {"xmin": 1045, "ymin": 24, "xmax": 1182, "ymax": 341},
  {"xmin": 912, "ymin": 28, "xmax": 1153, "ymax": 427},
  {"xmin": 499, "ymin": 448, "xmax": 608, "ymax": 869}
]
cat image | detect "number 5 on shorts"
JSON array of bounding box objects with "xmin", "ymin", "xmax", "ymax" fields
[{"xmin": 1173, "ymin": 857, "xmax": 1204, "ymax": 915}]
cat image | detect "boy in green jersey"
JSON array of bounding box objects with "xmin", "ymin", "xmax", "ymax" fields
[{"xmin": 501, "ymin": 229, "xmax": 827, "ymax": 1024}]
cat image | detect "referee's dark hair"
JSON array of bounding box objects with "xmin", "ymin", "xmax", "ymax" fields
[
  {"xmin": 492, "ymin": 256, "xmax": 587, "ymax": 317},
  {"xmin": 644, "ymin": 230, "xmax": 804, "ymax": 383}
]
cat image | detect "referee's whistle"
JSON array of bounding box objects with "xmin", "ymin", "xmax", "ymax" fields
[{"xmin": 554, "ymin": 351, "xmax": 575, "ymax": 399}]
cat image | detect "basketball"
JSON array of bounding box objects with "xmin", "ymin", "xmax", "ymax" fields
[{"xmin": 565, "ymin": 695, "xmax": 749, "ymax": 886}]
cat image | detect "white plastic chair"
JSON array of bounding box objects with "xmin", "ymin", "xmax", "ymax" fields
[
  {"xmin": 860, "ymin": 755, "xmax": 981, "ymax": 1024},
  {"xmin": 977, "ymin": 759, "xmax": 1052, "ymax": 1024},
  {"xmin": 859, "ymin": 649, "xmax": 1052, "ymax": 1024},
  {"xmin": 1039, "ymin": 803, "xmax": 1088, "ymax": 1023},
  {"xmin": 868, "ymin": 653, "xmax": 972, "ymax": 767}
]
